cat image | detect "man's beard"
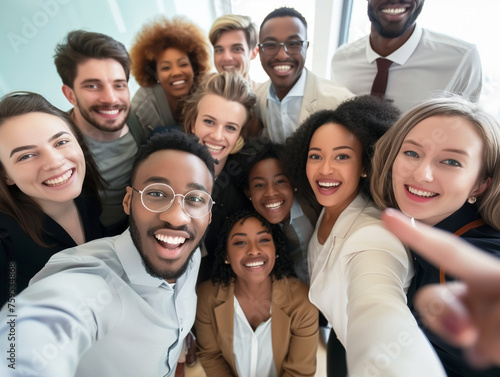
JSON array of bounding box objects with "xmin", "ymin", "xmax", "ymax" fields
[
  {"xmin": 128, "ymin": 207, "xmax": 205, "ymax": 281},
  {"xmin": 75, "ymin": 97, "xmax": 129, "ymax": 133},
  {"xmin": 368, "ymin": 1, "xmax": 424, "ymax": 39}
]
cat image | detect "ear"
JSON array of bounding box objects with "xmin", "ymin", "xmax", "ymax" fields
[
  {"xmin": 244, "ymin": 188, "xmax": 251, "ymax": 199},
  {"xmin": 207, "ymin": 211, "xmax": 212, "ymax": 225},
  {"xmin": 471, "ymin": 177, "xmax": 491, "ymax": 197},
  {"xmin": 250, "ymin": 45, "xmax": 259, "ymax": 60},
  {"xmin": 123, "ymin": 186, "xmax": 133, "ymax": 215},
  {"xmin": 4, "ymin": 175, "xmax": 15, "ymax": 186},
  {"xmin": 62, "ymin": 84, "xmax": 77, "ymax": 106}
]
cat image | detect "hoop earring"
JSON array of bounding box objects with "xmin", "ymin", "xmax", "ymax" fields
[{"xmin": 230, "ymin": 136, "xmax": 245, "ymax": 154}]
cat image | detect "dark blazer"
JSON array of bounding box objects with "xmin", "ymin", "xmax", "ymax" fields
[
  {"xmin": 408, "ymin": 202, "xmax": 500, "ymax": 377},
  {"xmin": 0, "ymin": 194, "xmax": 105, "ymax": 305},
  {"xmin": 196, "ymin": 277, "xmax": 318, "ymax": 377}
]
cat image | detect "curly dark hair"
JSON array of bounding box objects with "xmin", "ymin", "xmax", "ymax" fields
[
  {"xmin": 282, "ymin": 95, "xmax": 400, "ymax": 202},
  {"xmin": 131, "ymin": 129, "xmax": 215, "ymax": 188},
  {"xmin": 130, "ymin": 16, "xmax": 211, "ymax": 87},
  {"xmin": 212, "ymin": 210, "xmax": 295, "ymax": 286},
  {"xmin": 232, "ymin": 137, "xmax": 284, "ymax": 191}
]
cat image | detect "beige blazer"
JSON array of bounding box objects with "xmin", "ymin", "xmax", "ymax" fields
[
  {"xmin": 195, "ymin": 277, "xmax": 318, "ymax": 377},
  {"xmin": 254, "ymin": 69, "xmax": 354, "ymax": 141}
]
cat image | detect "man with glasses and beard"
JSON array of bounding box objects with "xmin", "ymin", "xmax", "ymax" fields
[
  {"xmin": 54, "ymin": 30, "xmax": 147, "ymax": 235},
  {"xmin": 0, "ymin": 131, "xmax": 214, "ymax": 377},
  {"xmin": 255, "ymin": 7, "xmax": 353, "ymax": 144},
  {"xmin": 331, "ymin": 0, "xmax": 482, "ymax": 113}
]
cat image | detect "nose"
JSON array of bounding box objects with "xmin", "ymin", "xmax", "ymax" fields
[
  {"xmin": 318, "ymin": 158, "xmax": 334, "ymax": 175},
  {"xmin": 247, "ymin": 240, "xmax": 262, "ymax": 256},
  {"xmin": 222, "ymin": 50, "xmax": 232, "ymax": 61},
  {"xmin": 264, "ymin": 183, "xmax": 278, "ymax": 197},
  {"xmin": 42, "ymin": 148, "xmax": 65, "ymax": 170},
  {"xmin": 170, "ymin": 64, "xmax": 182, "ymax": 77},
  {"xmin": 211, "ymin": 125, "xmax": 224, "ymax": 141},
  {"xmin": 100, "ymin": 84, "xmax": 118, "ymax": 104},
  {"xmin": 159, "ymin": 196, "xmax": 190, "ymax": 226},
  {"xmin": 275, "ymin": 43, "xmax": 290, "ymax": 59},
  {"xmin": 413, "ymin": 160, "xmax": 434, "ymax": 182}
]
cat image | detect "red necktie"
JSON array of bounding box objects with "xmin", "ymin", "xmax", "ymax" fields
[{"xmin": 371, "ymin": 58, "xmax": 392, "ymax": 97}]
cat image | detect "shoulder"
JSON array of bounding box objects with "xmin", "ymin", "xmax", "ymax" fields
[
  {"xmin": 421, "ymin": 28, "xmax": 478, "ymax": 52},
  {"xmin": 334, "ymin": 36, "xmax": 367, "ymax": 57},
  {"xmin": 254, "ymin": 80, "xmax": 271, "ymax": 97},
  {"xmin": 307, "ymin": 70, "xmax": 354, "ymax": 101}
]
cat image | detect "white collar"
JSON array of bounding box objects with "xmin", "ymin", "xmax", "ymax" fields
[
  {"xmin": 366, "ymin": 24, "xmax": 423, "ymax": 65},
  {"xmin": 268, "ymin": 68, "xmax": 307, "ymax": 101}
]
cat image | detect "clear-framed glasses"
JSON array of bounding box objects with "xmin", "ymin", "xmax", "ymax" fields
[
  {"xmin": 258, "ymin": 40, "xmax": 308, "ymax": 56},
  {"xmin": 132, "ymin": 183, "xmax": 214, "ymax": 218}
]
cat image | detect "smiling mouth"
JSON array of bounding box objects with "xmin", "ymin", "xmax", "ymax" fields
[
  {"xmin": 155, "ymin": 234, "xmax": 187, "ymax": 249},
  {"xmin": 406, "ymin": 185, "xmax": 438, "ymax": 198},
  {"xmin": 318, "ymin": 181, "xmax": 340, "ymax": 188},
  {"xmin": 264, "ymin": 201, "xmax": 283, "ymax": 210},
  {"xmin": 273, "ymin": 64, "xmax": 292, "ymax": 72},
  {"xmin": 43, "ymin": 169, "xmax": 73, "ymax": 187},
  {"xmin": 205, "ymin": 142, "xmax": 224, "ymax": 152},
  {"xmin": 96, "ymin": 108, "xmax": 120, "ymax": 115},
  {"xmin": 245, "ymin": 260, "xmax": 265, "ymax": 268},
  {"xmin": 381, "ymin": 8, "xmax": 407, "ymax": 15},
  {"xmin": 171, "ymin": 80, "xmax": 186, "ymax": 86}
]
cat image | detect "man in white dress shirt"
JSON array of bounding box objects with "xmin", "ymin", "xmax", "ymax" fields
[
  {"xmin": 331, "ymin": 0, "xmax": 482, "ymax": 113},
  {"xmin": 0, "ymin": 131, "xmax": 214, "ymax": 377}
]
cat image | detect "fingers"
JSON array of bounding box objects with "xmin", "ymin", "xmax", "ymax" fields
[
  {"xmin": 414, "ymin": 283, "xmax": 477, "ymax": 347},
  {"xmin": 381, "ymin": 209, "xmax": 500, "ymax": 284}
]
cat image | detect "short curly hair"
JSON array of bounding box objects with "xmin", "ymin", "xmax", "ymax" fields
[
  {"xmin": 212, "ymin": 210, "xmax": 295, "ymax": 286},
  {"xmin": 130, "ymin": 16, "xmax": 211, "ymax": 87},
  {"xmin": 282, "ymin": 95, "xmax": 400, "ymax": 202},
  {"xmin": 131, "ymin": 129, "xmax": 215, "ymax": 188}
]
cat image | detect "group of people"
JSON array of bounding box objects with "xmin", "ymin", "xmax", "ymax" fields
[{"xmin": 1, "ymin": 1, "xmax": 499, "ymax": 377}]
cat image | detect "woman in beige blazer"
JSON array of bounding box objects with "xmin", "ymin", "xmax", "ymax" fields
[{"xmin": 196, "ymin": 210, "xmax": 318, "ymax": 377}]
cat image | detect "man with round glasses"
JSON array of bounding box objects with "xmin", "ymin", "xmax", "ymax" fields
[
  {"xmin": 0, "ymin": 131, "xmax": 214, "ymax": 377},
  {"xmin": 255, "ymin": 7, "xmax": 353, "ymax": 143}
]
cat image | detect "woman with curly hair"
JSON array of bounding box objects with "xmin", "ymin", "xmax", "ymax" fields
[
  {"xmin": 371, "ymin": 95, "xmax": 500, "ymax": 377},
  {"xmin": 283, "ymin": 95, "xmax": 447, "ymax": 377},
  {"xmin": 130, "ymin": 16, "xmax": 211, "ymax": 133},
  {"xmin": 195, "ymin": 210, "xmax": 318, "ymax": 377}
]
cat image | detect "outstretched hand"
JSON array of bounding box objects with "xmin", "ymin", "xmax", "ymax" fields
[{"xmin": 382, "ymin": 208, "xmax": 500, "ymax": 369}]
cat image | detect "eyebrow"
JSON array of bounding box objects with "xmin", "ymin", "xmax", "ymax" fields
[
  {"xmin": 10, "ymin": 131, "xmax": 70, "ymax": 158},
  {"xmin": 402, "ymin": 140, "xmax": 470, "ymax": 156},
  {"xmin": 309, "ymin": 145, "xmax": 355, "ymax": 152},
  {"xmin": 261, "ymin": 34, "xmax": 302, "ymax": 42},
  {"xmin": 230, "ymin": 229, "xmax": 271, "ymax": 239},
  {"xmin": 250, "ymin": 172, "xmax": 286, "ymax": 182},
  {"xmin": 141, "ymin": 176, "xmax": 209, "ymax": 193}
]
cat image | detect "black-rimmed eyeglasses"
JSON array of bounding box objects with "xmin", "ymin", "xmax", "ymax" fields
[
  {"xmin": 258, "ymin": 40, "xmax": 308, "ymax": 56},
  {"xmin": 132, "ymin": 183, "xmax": 214, "ymax": 218}
]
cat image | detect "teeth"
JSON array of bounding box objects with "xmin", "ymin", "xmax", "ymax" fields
[
  {"xmin": 98, "ymin": 109, "xmax": 119, "ymax": 115},
  {"xmin": 407, "ymin": 186, "xmax": 437, "ymax": 198},
  {"xmin": 223, "ymin": 65, "xmax": 236, "ymax": 71},
  {"xmin": 155, "ymin": 234, "xmax": 186, "ymax": 244},
  {"xmin": 274, "ymin": 65, "xmax": 291, "ymax": 72},
  {"xmin": 318, "ymin": 181, "xmax": 340, "ymax": 188},
  {"xmin": 205, "ymin": 143, "xmax": 223, "ymax": 152},
  {"xmin": 44, "ymin": 170, "xmax": 73, "ymax": 186},
  {"xmin": 382, "ymin": 8, "xmax": 406, "ymax": 14},
  {"xmin": 171, "ymin": 80, "xmax": 185, "ymax": 86},
  {"xmin": 245, "ymin": 261, "xmax": 264, "ymax": 267},
  {"xmin": 265, "ymin": 201, "xmax": 283, "ymax": 209}
]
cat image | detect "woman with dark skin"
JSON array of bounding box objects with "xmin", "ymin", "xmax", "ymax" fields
[
  {"xmin": 196, "ymin": 210, "xmax": 318, "ymax": 377},
  {"xmin": 130, "ymin": 16, "xmax": 211, "ymax": 133}
]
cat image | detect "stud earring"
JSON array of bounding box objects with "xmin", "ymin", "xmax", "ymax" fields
[
  {"xmin": 249, "ymin": 197, "xmax": 252, "ymax": 201},
  {"xmin": 467, "ymin": 196, "xmax": 477, "ymax": 204},
  {"xmin": 224, "ymin": 260, "xmax": 230, "ymax": 264},
  {"xmin": 361, "ymin": 173, "xmax": 367, "ymax": 178},
  {"xmin": 294, "ymin": 187, "xmax": 298, "ymax": 192}
]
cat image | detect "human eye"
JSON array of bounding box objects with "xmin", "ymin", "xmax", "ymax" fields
[
  {"xmin": 214, "ymin": 47, "xmax": 223, "ymax": 54},
  {"xmin": 336, "ymin": 154, "xmax": 350, "ymax": 161},
  {"xmin": 442, "ymin": 159, "xmax": 462, "ymax": 167},
  {"xmin": 232, "ymin": 238, "xmax": 246, "ymax": 246},
  {"xmin": 308, "ymin": 153, "xmax": 321, "ymax": 160},
  {"xmin": 225, "ymin": 124, "xmax": 238, "ymax": 132},
  {"xmin": 160, "ymin": 65, "xmax": 170, "ymax": 71},
  {"xmin": 203, "ymin": 118, "xmax": 215, "ymax": 126},
  {"xmin": 232, "ymin": 46, "xmax": 244, "ymax": 53},
  {"xmin": 17, "ymin": 153, "xmax": 35, "ymax": 162},
  {"xmin": 253, "ymin": 182, "xmax": 265, "ymax": 189},
  {"xmin": 287, "ymin": 40, "xmax": 302, "ymax": 48},
  {"xmin": 115, "ymin": 82, "xmax": 128, "ymax": 89},
  {"xmin": 276, "ymin": 178, "xmax": 289, "ymax": 185},
  {"xmin": 55, "ymin": 139, "xmax": 69, "ymax": 147},
  {"xmin": 262, "ymin": 42, "xmax": 277, "ymax": 51},
  {"xmin": 85, "ymin": 84, "xmax": 99, "ymax": 89},
  {"xmin": 403, "ymin": 150, "xmax": 419, "ymax": 158},
  {"xmin": 185, "ymin": 191, "xmax": 207, "ymax": 207}
]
